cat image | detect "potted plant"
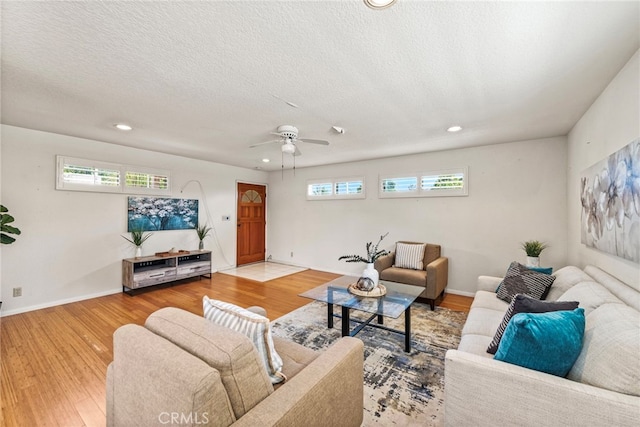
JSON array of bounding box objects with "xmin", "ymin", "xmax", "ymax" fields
[
  {"xmin": 122, "ymin": 229, "xmax": 153, "ymax": 258},
  {"xmin": 521, "ymin": 240, "xmax": 548, "ymax": 267},
  {"xmin": 1, "ymin": 205, "xmax": 21, "ymax": 245},
  {"xmin": 339, "ymin": 232, "xmax": 389, "ymax": 290},
  {"xmin": 196, "ymin": 224, "xmax": 212, "ymax": 250}
]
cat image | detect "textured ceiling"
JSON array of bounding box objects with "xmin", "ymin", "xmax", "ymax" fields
[{"xmin": 2, "ymin": 1, "xmax": 638, "ymax": 171}]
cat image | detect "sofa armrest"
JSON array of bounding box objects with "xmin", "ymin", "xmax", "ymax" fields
[
  {"xmin": 233, "ymin": 337, "xmax": 364, "ymax": 427},
  {"xmin": 477, "ymin": 275, "xmax": 502, "ymax": 293},
  {"xmin": 426, "ymin": 257, "xmax": 448, "ymax": 299},
  {"xmin": 444, "ymin": 350, "xmax": 639, "ymax": 427},
  {"xmin": 374, "ymin": 252, "xmax": 394, "ymax": 274}
]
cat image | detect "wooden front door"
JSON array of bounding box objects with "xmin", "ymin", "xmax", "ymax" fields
[{"xmin": 236, "ymin": 183, "xmax": 266, "ymax": 266}]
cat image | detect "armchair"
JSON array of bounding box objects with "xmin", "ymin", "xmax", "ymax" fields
[{"xmin": 374, "ymin": 241, "xmax": 448, "ymax": 310}]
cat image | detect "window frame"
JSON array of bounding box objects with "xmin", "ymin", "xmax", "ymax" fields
[
  {"xmin": 378, "ymin": 167, "xmax": 468, "ymax": 198},
  {"xmin": 56, "ymin": 155, "xmax": 171, "ymax": 195},
  {"xmin": 306, "ymin": 176, "xmax": 366, "ymax": 200}
]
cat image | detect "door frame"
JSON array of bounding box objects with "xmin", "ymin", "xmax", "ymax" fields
[{"xmin": 235, "ymin": 181, "xmax": 268, "ymax": 266}]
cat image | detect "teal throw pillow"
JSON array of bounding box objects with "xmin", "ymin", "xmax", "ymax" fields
[
  {"xmin": 494, "ymin": 308, "xmax": 585, "ymax": 377},
  {"xmin": 527, "ymin": 266, "xmax": 553, "ymax": 275}
]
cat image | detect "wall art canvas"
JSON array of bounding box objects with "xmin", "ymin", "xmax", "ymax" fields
[
  {"xmin": 127, "ymin": 197, "xmax": 198, "ymax": 231},
  {"xmin": 580, "ymin": 138, "xmax": 639, "ymax": 263}
]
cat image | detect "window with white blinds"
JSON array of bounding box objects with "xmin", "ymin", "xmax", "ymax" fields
[
  {"xmin": 56, "ymin": 156, "xmax": 171, "ymax": 195},
  {"xmin": 379, "ymin": 168, "xmax": 468, "ymax": 198},
  {"xmin": 307, "ymin": 177, "xmax": 365, "ymax": 200}
]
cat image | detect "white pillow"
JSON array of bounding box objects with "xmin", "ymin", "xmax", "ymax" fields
[
  {"xmin": 394, "ymin": 243, "xmax": 426, "ymax": 270},
  {"xmin": 203, "ymin": 296, "xmax": 285, "ymax": 384}
]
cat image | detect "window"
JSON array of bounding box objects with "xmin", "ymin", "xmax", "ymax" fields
[
  {"xmin": 56, "ymin": 156, "xmax": 171, "ymax": 195},
  {"xmin": 307, "ymin": 177, "xmax": 365, "ymax": 200},
  {"xmin": 379, "ymin": 168, "xmax": 468, "ymax": 198}
]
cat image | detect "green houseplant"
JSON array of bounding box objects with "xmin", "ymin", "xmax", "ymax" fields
[
  {"xmin": 1, "ymin": 205, "xmax": 21, "ymax": 244},
  {"xmin": 339, "ymin": 233, "xmax": 389, "ymax": 291},
  {"xmin": 521, "ymin": 240, "xmax": 548, "ymax": 267},
  {"xmin": 196, "ymin": 224, "xmax": 212, "ymax": 250},
  {"xmin": 122, "ymin": 229, "xmax": 153, "ymax": 257}
]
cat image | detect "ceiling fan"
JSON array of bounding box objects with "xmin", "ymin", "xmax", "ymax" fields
[{"xmin": 250, "ymin": 125, "xmax": 329, "ymax": 156}]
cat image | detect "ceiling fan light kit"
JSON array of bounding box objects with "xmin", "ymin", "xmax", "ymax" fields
[{"xmin": 364, "ymin": 0, "xmax": 397, "ymax": 10}]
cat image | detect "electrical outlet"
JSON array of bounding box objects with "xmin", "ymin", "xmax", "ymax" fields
[{"xmin": 13, "ymin": 287, "xmax": 22, "ymax": 297}]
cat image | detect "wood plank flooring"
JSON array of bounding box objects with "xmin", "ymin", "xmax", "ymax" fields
[{"xmin": 0, "ymin": 269, "xmax": 472, "ymax": 427}]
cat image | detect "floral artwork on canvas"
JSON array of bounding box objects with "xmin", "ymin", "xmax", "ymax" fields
[{"xmin": 580, "ymin": 138, "xmax": 639, "ymax": 263}]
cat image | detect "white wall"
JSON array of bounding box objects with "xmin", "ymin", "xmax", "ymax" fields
[
  {"xmin": 567, "ymin": 50, "xmax": 640, "ymax": 288},
  {"xmin": 0, "ymin": 125, "xmax": 268, "ymax": 315},
  {"xmin": 267, "ymin": 136, "xmax": 568, "ymax": 295}
]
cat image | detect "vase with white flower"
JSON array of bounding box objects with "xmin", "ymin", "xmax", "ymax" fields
[{"xmin": 339, "ymin": 232, "xmax": 389, "ymax": 291}]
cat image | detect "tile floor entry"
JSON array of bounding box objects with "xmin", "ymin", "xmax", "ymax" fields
[{"xmin": 220, "ymin": 262, "xmax": 308, "ymax": 282}]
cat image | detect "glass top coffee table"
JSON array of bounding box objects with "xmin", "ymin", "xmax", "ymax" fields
[{"xmin": 299, "ymin": 275, "xmax": 423, "ymax": 352}]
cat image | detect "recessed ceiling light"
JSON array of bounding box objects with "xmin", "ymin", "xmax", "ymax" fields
[
  {"xmin": 364, "ymin": 0, "xmax": 397, "ymax": 10},
  {"xmin": 262, "ymin": 158, "xmax": 270, "ymax": 163},
  {"xmin": 114, "ymin": 123, "xmax": 133, "ymax": 131},
  {"xmin": 447, "ymin": 125, "xmax": 462, "ymax": 133}
]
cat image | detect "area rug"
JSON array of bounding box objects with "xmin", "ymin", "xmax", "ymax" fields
[{"xmin": 271, "ymin": 301, "xmax": 467, "ymax": 426}]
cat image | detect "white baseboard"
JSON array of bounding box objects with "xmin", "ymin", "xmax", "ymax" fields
[
  {"xmin": 0, "ymin": 287, "xmax": 122, "ymax": 317},
  {"xmin": 444, "ymin": 289, "xmax": 475, "ymax": 298}
]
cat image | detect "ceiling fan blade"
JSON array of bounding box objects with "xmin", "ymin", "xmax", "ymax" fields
[
  {"xmin": 298, "ymin": 138, "xmax": 329, "ymax": 145},
  {"xmin": 249, "ymin": 139, "xmax": 281, "ymax": 148}
]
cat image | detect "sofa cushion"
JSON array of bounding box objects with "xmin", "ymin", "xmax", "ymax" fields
[
  {"xmin": 457, "ymin": 334, "xmax": 494, "ymax": 359},
  {"xmin": 461, "ymin": 307, "xmax": 506, "ymax": 338},
  {"xmin": 584, "ymin": 265, "xmax": 640, "ymax": 311},
  {"xmin": 496, "ymin": 262, "xmax": 556, "ymax": 303},
  {"xmin": 545, "ymin": 266, "xmax": 594, "ymax": 301},
  {"xmin": 379, "ymin": 266, "xmax": 426, "ymax": 287},
  {"xmin": 394, "ymin": 242, "xmax": 426, "ymax": 270},
  {"xmin": 470, "ymin": 290, "xmax": 510, "ymax": 311},
  {"xmin": 487, "ymin": 294, "xmax": 579, "ymax": 354},
  {"xmin": 568, "ymin": 304, "xmax": 640, "ymax": 397},
  {"xmin": 557, "ymin": 281, "xmax": 624, "ymax": 315},
  {"xmin": 203, "ymin": 297, "xmax": 285, "ymax": 384},
  {"xmin": 145, "ymin": 307, "xmax": 273, "ymax": 419},
  {"xmin": 272, "ymin": 336, "xmax": 319, "ymax": 382},
  {"xmin": 494, "ymin": 308, "xmax": 585, "ymax": 377}
]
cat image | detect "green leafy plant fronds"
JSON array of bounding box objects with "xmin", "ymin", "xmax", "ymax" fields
[
  {"xmin": 122, "ymin": 229, "xmax": 153, "ymax": 247},
  {"xmin": 1, "ymin": 205, "xmax": 21, "ymax": 245},
  {"xmin": 521, "ymin": 240, "xmax": 548, "ymax": 257},
  {"xmin": 339, "ymin": 232, "xmax": 390, "ymax": 263},
  {"xmin": 196, "ymin": 224, "xmax": 212, "ymax": 241}
]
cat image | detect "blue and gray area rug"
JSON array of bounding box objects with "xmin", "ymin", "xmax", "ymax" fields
[{"xmin": 271, "ymin": 301, "xmax": 467, "ymax": 426}]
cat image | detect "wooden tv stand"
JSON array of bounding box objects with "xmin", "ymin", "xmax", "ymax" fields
[{"xmin": 122, "ymin": 250, "xmax": 212, "ymax": 293}]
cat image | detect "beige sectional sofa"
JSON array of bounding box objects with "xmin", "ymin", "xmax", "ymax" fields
[
  {"xmin": 106, "ymin": 307, "xmax": 364, "ymax": 427},
  {"xmin": 445, "ymin": 265, "xmax": 640, "ymax": 426}
]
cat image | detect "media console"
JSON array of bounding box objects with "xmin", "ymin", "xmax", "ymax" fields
[{"xmin": 122, "ymin": 250, "xmax": 212, "ymax": 293}]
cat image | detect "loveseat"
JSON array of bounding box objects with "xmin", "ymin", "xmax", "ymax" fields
[
  {"xmin": 106, "ymin": 307, "xmax": 364, "ymax": 427},
  {"xmin": 374, "ymin": 241, "xmax": 448, "ymax": 310},
  {"xmin": 444, "ymin": 265, "xmax": 640, "ymax": 426}
]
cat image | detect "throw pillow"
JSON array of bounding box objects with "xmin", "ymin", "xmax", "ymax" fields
[
  {"xmin": 394, "ymin": 243, "xmax": 426, "ymax": 270},
  {"xmin": 487, "ymin": 294, "xmax": 579, "ymax": 354},
  {"xmin": 496, "ymin": 262, "xmax": 556, "ymax": 303},
  {"xmin": 202, "ymin": 296, "xmax": 285, "ymax": 384},
  {"xmin": 494, "ymin": 308, "xmax": 585, "ymax": 377},
  {"xmin": 527, "ymin": 266, "xmax": 553, "ymax": 275}
]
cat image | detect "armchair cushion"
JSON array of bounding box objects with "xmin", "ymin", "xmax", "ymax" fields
[
  {"xmin": 394, "ymin": 242, "xmax": 426, "ymax": 270},
  {"xmin": 380, "ymin": 267, "xmax": 427, "ymax": 287}
]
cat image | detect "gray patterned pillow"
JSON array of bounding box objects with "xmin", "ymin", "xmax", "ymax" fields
[
  {"xmin": 487, "ymin": 293, "xmax": 579, "ymax": 354},
  {"xmin": 496, "ymin": 262, "xmax": 556, "ymax": 303}
]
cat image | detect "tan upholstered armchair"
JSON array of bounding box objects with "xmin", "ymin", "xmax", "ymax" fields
[{"xmin": 374, "ymin": 241, "xmax": 448, "ymax": 310}]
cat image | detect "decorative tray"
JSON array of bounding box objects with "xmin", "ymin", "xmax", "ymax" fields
[
  {"xmin": 347, "ymin": 283, "xmax": 387, "ymax": 297},
  {"xmin": 155, "ymin": 250, "xmax": 190, "ymax": 257}
]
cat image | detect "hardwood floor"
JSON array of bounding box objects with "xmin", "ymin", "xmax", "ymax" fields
[{"xmin": 0, "ymin": 270, "xmax": 472, "ymax": 427}]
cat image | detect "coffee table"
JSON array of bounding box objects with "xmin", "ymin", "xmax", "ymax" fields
[{"xmin": 299, "ymin": 275, "xmax": 423, "ymax": 352}]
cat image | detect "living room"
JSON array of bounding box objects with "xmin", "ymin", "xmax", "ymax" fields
[{"xmin": 1, "ymin": 1, "xmax": 639, "ymax": 426}]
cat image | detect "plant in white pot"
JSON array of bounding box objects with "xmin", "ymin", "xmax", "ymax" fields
[
  {"xmin": 122, "ymin": 229, "xmax": 153, "ymax": 258},
  {"xmin": 195, "ymin": 224, "xmax": 212, "ymax": 250},
  {"xmin": 521, "ymin": 240, "xmax": 548, "ymax": 267},
  {"xmin": 339, "ymin": 232, "xmax": 389, "ymax": 291}
]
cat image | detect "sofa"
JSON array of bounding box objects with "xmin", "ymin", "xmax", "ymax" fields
[
  {"xmin": 374, "ymin": 241, "xmax": 448, "ymax": 309},
  {"xmin": 106, "ymin": 307, "xmax": 364, "ymax": 427},
  {"xmin": 444, "ymin": 265, "xmax": 640, "ymax": 426}
]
